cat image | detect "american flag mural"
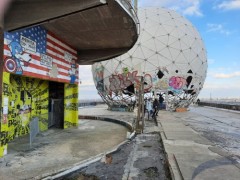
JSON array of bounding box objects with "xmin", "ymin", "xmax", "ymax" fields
[{"xmin": 3, "ymin": 25, "xmax": 79, "ymax": 84}]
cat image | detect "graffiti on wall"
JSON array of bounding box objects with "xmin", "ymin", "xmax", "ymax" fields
[
  {"xmin": 150, "ymin": 67, "xmax": 195, "ymax": 95},
  {"xmin": 168, "ymin": 76, "xmax": 187, "ymax": 93},
  {"xmin": 109, "ymin": 70, "xmax": 153, "ymax": 93},
  {"xmin": 105, "ymin": 67, "xmax": 196, "ymax": 97},
  {"xmin": 0, "ymin": 72, "xmax": 49, "ymax": 155},
  {"xmin": 4, "ymin": 40, "xmax": 32, "ymax": 75},
  {"xmin": 1, "ymin": 73, "xmax": 10, "ymax": 156},
  {"xmin": 64, "ymin": 84, "xmax": 78, "ymax": 128},
  {"xmin": 3, "ymin": 26, "xmax": 79, "ymax": 84},
  {"xmin": 167, "ymin": 69, "xmax": 195, "ymax": 94},
  {"xmin": 143, "ymin": 74, "xmax": 152, "ymax": 92},
  {"xmin": 94, "ymin": 66, "xmax": 104, "ymax": 92}
]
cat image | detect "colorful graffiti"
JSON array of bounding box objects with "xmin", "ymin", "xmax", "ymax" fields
[
  {"xmin": 9, "ymin": 75, "xmax": 49, "ymax": 136},
  {"xmin": 0, "ymin": 72, "xmax": 49, "ymax": 157},
  {"xmin": 109, "ymin": 70, "xmax": 153, "ymax": 92},
  {"xmin": 64, "ymin": 84, "xmax": 78, "ymax": 128},
  {"xmin": 3, "ymin": 26, "xmax": 79, "ymax": 84},
  {"xmin": 143, "ymin": 74, "xmax": 152, "ymax": 92},
  {"xmin": 154, "ymin": 78, "xmax": 169, "ymax": 90},
  {"xmin": 169, "ymin": 76, "xmax": 187, "ymax": 90},
  {"xmin": 69, "ymin": 63, "xmax": 77, "ymax": 84},
  {"xmin": 95, "ymin": 66, "xmax": 104, "ymax": 92},
  {"xmin": 1, "ymin": 25, "xmax": 80, "ymax": 157},
  {"xmin": 4, "ymin": 40, "xmax": 32, "ymax": 75}
]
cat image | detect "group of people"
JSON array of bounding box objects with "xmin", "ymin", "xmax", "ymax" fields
[{"xmin": 144, "ymin": 94, "xmax": 164, "ymax": 119}]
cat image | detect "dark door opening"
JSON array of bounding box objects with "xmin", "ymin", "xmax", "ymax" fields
[{"xmin": 48, "ymin": 81, "xmax": 64, "ymax": 129}]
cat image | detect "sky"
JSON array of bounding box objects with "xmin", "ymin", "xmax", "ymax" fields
[{"xmin": 79, "ymin": 0, "xmax": 240, "ymax": 100}]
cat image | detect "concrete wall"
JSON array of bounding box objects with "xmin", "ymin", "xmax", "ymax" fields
[
  {"xmin": 0, "ymin": 25, "xmax": 79, "ymax": 157},
  {"xmin": 199, "ymin": 102, "xmax": 240, "ymax": 111},
  {"xmin": 0, "ymin": 73, "xmax": 49, "ymax": 157},
  {"xmin": 64, "ymin": 84, "xmax": 78, "ymax": 128}
]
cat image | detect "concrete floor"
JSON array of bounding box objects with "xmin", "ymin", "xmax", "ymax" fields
[
  {"xmin": 158, "ymin": 105, "xmax": 240, "ymax": 180},
  {"xmin": 180, "ymin": 106, "xmax": 240, "ymax": 162},
  {"xmin": 1, "ymin": 105, "xmax": 240, "ymax": 180},
  {"xmin": 0, "ymin": 119, "xmax": 128, "ymax": 180}
]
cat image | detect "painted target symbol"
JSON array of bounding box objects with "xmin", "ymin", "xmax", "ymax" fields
[{"xmin": 4, "ymin": 58, "xmax": 17, "ymax": 73}]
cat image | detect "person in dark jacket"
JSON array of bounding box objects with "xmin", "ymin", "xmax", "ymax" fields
[
  {"xmin": 159, "ymin": 93, "xmax": 164, "ymax": 109},
  {"xmin": 196, "ymin": 98, "xmax": 200, "ymax": 105},
  {"xmin": 152, "ymin": 98, "xmax": 159, "ymax": 118}
]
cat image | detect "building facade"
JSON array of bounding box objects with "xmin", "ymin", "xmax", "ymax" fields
[{"xmin": 0, "ymin": 25, "xmax": 79, "ymax": 157}]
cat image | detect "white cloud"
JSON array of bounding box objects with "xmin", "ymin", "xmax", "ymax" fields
[
  {"xmin": 217, "ymin": 0, "xmax": 240, "ymax": 10},
  {"xmin": 208, "ymin": 58, "xmax": 215, "ymax": 64},
  {"xmin": 202, "ymin": 77, "xmax": 240, "ymax": 89},
  {"xmin": 78, "ymin": 86, "xmax": 101, "ymax": 100},
  {"xmin": 199, "ymin": 75, "xmax": 240, "ymax": 98},
  {"xmin": 207, "ymin": 23, "xmax": 231, "ymax": 35},
  {"xmin": 138, "ymin": 0, "xmax": 203, "ymax": 16},
  {"xmin": 213, "ymin": 71, "xmax": 240, "ymax": 78},
  {"xmin": 182, "ymin": 1, "xmax": 203, "ymax": 16},
  {"xmin": 79, "ymin": 81, "xmax": 95, "ymax": 86},
  {"xmin": 79, "ymin": 65, "xmax": 95, "ymax": 86},
  {"xmin": 79, "ymin": 85, "xmax": 97, "ymax": 90}
]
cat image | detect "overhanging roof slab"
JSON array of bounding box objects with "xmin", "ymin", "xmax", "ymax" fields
[{"xmin": 4, "ymin": 0, "xmax": 139, "ymax": 65}]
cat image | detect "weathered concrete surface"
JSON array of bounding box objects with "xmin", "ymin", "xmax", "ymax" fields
[
  {"xmin": 76, "ymin": 105, "xmax": 240, "ymax": 180},
  {"xmin": 1, "ymin": 105, "xmax": 239, "ymax": 180},
  {"xmin": 184, "ymin": 106, "xmax": 240, "ymax": 162},
  {"xmin": 79, "ymin": 105, "xmax": 136, "ymax": 125},
  {"xmin": 64, "ymin": 133, "xmax": 169, "ymax": 180},
  {"xmin": 199, "ymin": 101, "xmax": 240, "ymax": 111},
  {"xmin": 158, "ymin": 106, "xmax": 240, "ymax": 180},
  {"xmin": 0, "ymin": 119, "xmax": 128, "ymax": 180},
  {"xmin": 54, "ymin": 105, "xmax": 171, "ymax": 180}
]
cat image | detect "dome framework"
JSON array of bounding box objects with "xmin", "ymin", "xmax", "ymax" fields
[{"xmin": 92, "ymin": 7, "xmax": 208, "ymax": 111}]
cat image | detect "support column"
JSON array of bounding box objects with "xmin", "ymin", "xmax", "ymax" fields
[
  {"xmin": 0, "ymin": 13, "xmax": 4, "ymax": 100},
  {"xmin": 136, "ymin": 76, "xmax": 144, "ymax": 133},
  {"xmin": 134, "ymin": 0, "xmax": 138, "ymax": 13},
  {"xmin": 0, "ymin": 20, "xmax": 5, "ymax": 157}
]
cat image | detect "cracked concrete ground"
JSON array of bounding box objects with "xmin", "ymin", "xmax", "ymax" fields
[
  {"xmin": 0, "ymin": 119, "xmax": 128, "ymax": 180},
  {"xmin": 60, "ymin": 133, "xmax": 170, "ymax": 180}
]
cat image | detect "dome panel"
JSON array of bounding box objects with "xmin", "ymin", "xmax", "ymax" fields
[{"xmin": 92, "ymin": 7, "xmax": 208, "ymax": 111}]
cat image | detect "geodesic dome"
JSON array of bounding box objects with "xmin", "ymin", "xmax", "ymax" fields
[{"xmin": 92, "ymin": 7, "xmax": 207, "ymax": 111}]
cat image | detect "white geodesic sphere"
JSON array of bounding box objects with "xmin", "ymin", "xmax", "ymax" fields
[{"xmin": 92, "ymin": 7, "xmax": 207, "ymax": 110}]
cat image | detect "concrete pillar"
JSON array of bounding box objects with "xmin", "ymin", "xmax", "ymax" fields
[
  {"xmin": 0, "ymin": 0, "xmax": 9, "ymax": 112},
  {"xmin": 0, "ymin": 21, "xmax": 3, "ymax": 115},
  {"xmin": 0, "ymin": 18, "xmax": 4, "ymax": 157}
]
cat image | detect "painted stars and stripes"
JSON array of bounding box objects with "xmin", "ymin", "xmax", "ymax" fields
[
  {"xmin": 5, "ymin": 26, "xmax": 47, "ymax": 54},
  {"xmin": 3, "ymin": 25, "xmax": 79, "ymax": 84}
]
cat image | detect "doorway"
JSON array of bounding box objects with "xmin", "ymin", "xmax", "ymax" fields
[{"xmin": 48, "ymin": 81, "xmax": 64, "ymax": 129}]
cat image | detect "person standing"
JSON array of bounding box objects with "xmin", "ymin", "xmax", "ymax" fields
[
  {"xmin": 159, "ymin": 93, "xmax": 164, "ymax": 109},
  {"xmin": 196, "ymin": 98, "xmax": 200, "ymax": 105},
  {"xmin": 145, "ymin": 98, "xmax": 153, "ymax": 120},
  {"xmin": 153, "ymin": 98, "xmax": 159, "ymax": 118}
]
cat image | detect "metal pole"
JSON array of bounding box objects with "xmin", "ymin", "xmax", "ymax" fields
[
  {"xmin": 136, "ymin": 87, "xmax": 140, "ymax": 132},
  {"xmin": 140, "ymin": 76, "xmax": 144, "ymax": 132},
  {"xmin": 134, "ymin": 0, "xmax": 138, "ymax": 13},
  {"xmin": 135, "ymin": 76, "xmax": 144, "ymax": 133}
]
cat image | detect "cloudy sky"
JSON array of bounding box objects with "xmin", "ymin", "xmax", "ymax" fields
[{"xmin": 79, "ymin": 0, "xmax": 240, "ymax": 100}]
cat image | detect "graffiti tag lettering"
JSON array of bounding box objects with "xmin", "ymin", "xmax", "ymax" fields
[
  {"xmin": 169, "ymin": 76, "xmax": 187, "ymax": 90},
  {"xmin": 109, "ymin": 71, "xmax": 153, "ymax": 92},
  {"xmin": 109, "ymin": 71, "xmax": 141, "ymax": 92}
]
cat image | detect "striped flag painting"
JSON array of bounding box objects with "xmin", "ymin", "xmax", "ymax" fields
[{"xmin": 3, "ymin": 25, "xmax": 79, "ymax": 84}]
